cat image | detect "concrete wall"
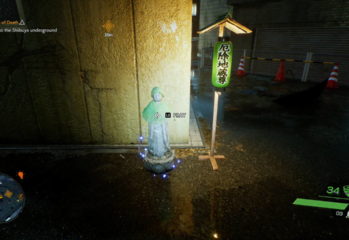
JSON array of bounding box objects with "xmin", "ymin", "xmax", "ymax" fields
[
  {"xmin": 135, "ymin": 0, "xmax": 192, "ymax": 144},
  {"xmin": 0, "ymin": 0, "xmax": 192, "ymax": 145}
]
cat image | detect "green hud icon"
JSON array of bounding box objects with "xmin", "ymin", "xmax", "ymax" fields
[{"xmin": 343, "ymin": 185, "xmax": 349, "ymax": 197}]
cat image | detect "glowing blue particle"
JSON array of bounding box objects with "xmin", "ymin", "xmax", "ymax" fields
[
  {"xmin": 162, "ymin": 174, "xmax": 167, "ymax": 179},
  {"xmin": 172, "ymin": 164, "xmax": 176, "ymax": 168},
  {"xmin": 176, "ymin": 159, "xmax": 181, "ymax": 163},
  {"xmin": 139, "ymin": 136, "xmax": 144, "ymax": 141},
  {"xmin": 144, "ymin": 148, "xmax": 148, "ymax": 151},
  {"xmin": 153, "ymin": 174, "xmax": 156, "ymax": 177}
]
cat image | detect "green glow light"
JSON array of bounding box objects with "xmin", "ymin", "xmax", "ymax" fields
[{"xmin": 211, "ymin": 41, "xmax": 233, "ymax": 88}]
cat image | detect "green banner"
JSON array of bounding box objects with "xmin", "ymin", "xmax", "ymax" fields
[{"xmin": 211, "ymin": 41, "xmax": 233, "ymax": 88}]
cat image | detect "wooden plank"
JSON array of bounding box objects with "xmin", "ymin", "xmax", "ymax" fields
[
  {"xmin": 210, "ymin": 156, "xmax": 218, "ymax": 170},
  {"xmin": 197, "ymin": 18, "xmax": 226, "ymax": 35},
  {"xmin": 226, "ymin": 18, "xmax": 253, "ymax": 33},
  {"xmin": 199, "ymin": 154, "xmax": 225, "ymax": 171},
  {"xmin": 219, "ymin": 24, "xmax": 224, "ymax": 37},
  {"xmin": 199, "ymin": 155, "xmax": 210, "ymax": 160}
]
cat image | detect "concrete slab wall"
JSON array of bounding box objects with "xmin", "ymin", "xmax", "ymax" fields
[
  {"xmin": 0, "ymin": 0, "xmax": 192, "ymax": 145},
  {"xmin": 134, "ymin": 0, "xmax": 192, "ymax": 144},
  {"xmin": 69, "ymin": 0, "xmax": 140, "ymax": 144}
]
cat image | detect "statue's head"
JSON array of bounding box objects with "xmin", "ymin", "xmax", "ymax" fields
[{"xmin": 151, "ymin": 87, "xmax": 164, "ymax": 102}]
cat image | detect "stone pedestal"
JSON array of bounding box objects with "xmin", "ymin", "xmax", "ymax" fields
[{"xmin": 144, "ymin": 150, "xmax": 175, "ymax": 174}]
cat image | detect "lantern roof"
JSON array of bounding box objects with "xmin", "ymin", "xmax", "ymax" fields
[{"xmin": 197, "ymin": 17, "xmax": 252, "ymax": 35}]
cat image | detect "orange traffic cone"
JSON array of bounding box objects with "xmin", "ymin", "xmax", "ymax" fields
[
  {"xmin": 237, "ymin": 57, "xmax": 247, "ymax": 77},
  {"xmin": 274, "ymin": 60, "xmax": 285, "ymax": 82},
  {"xmin": 326, "ymin": 64, "xmax": 339, "ymax": 89}
]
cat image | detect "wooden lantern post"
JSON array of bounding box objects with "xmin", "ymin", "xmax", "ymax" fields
[{"xmin": 197, "ymin": 17, "xmax": 252, "ymax": 171}]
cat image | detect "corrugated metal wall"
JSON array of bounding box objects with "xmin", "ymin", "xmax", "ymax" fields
[{"xmin": 249, "ymin": 27, "xmax": 349, "ymax": 84}]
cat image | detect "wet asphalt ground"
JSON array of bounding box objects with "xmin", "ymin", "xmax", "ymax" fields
[{"xmin": 0, "ymin": 72, "xmax": 348, "ymax": 239}]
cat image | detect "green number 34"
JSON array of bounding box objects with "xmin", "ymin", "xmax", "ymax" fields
[{"xmin": 327, "ymin": 186, "xmax": 340, "ymax": 195}]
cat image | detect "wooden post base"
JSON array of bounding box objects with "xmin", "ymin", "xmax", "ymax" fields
[{"xmin": 198, "ymin": 153, "xmax": 225, "ymax": 170}]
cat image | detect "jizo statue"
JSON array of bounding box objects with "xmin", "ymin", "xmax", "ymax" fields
[{"xmin": 142, "ymin": 87, "xmax": 175, "ymax": 173}]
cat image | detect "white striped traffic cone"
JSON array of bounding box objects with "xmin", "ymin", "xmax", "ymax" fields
[
  {"xmin": 237, "ymin": 57, "xmax": 247, "ymax": 77},
  {"xmin": 326, "ymin": 64, "xmax": 339, "ymax": 89}
]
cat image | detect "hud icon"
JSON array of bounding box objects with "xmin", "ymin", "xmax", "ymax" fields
[
  {"xmin": 0, "ymin": 173, "xmax": 25, "ymax": 223},
  {"xmin": 343, "ymin": 185, "xmax": 349, "ymax": 198}
]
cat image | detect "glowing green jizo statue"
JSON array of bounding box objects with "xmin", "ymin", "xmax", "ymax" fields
[{"xmin": 142, "ymin": 87, "xmax": 175, "ymax": 173}]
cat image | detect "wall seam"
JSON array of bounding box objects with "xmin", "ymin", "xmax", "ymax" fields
[
  {"xmin": 68, "ymin": 0, "xmax": 93, "ymax": 142},
  {"xmin": 131, "ymin": 0, "xmax": 143, "ymax": 138},
  {"xmin": 22, "ymin": 64, "xmax": 44, "ymax": 142}
]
